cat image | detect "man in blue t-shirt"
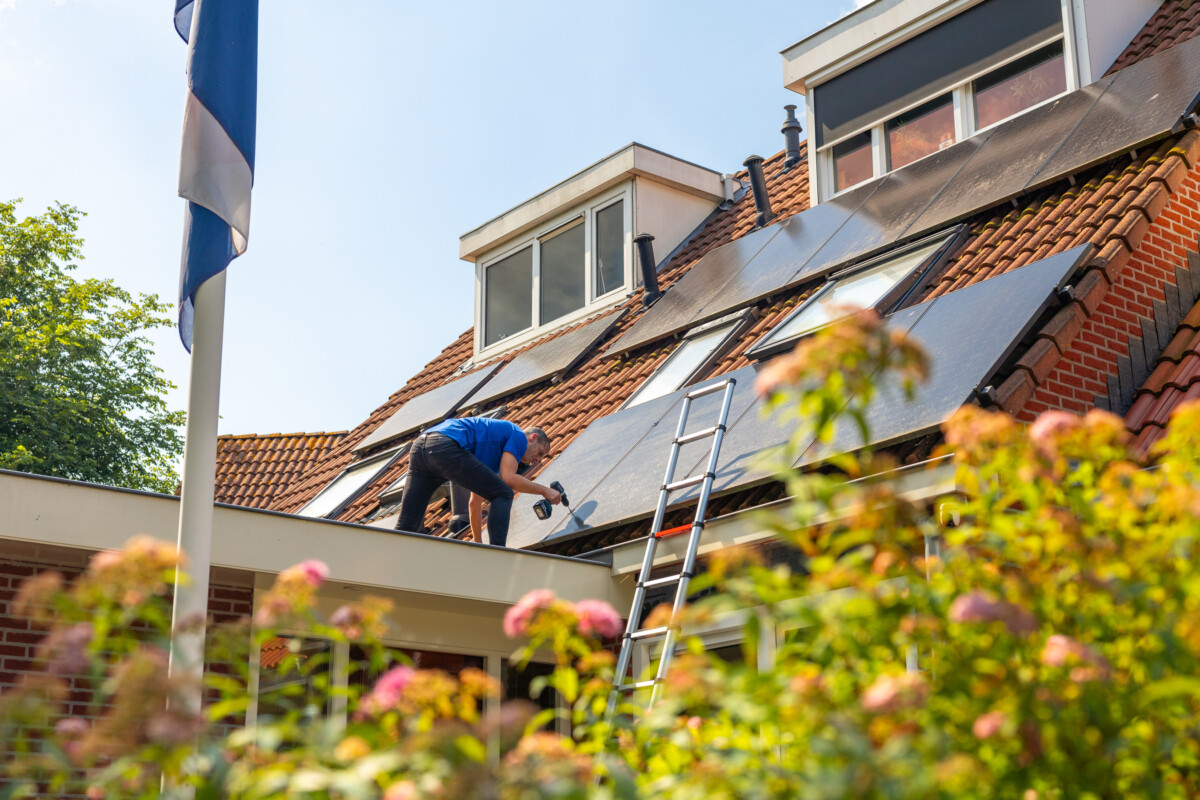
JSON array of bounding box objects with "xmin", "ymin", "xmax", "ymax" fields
[{"xmin": 395, "ymin": 417, "xmax": 561, "ymax": 547}]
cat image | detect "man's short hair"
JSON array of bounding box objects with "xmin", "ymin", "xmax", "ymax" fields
[{"xmin": 526, "ymin": 427, "xmax": 551, "ymax": 449}]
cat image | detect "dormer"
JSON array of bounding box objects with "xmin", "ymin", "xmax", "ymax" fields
[
  {"xmin": 459, "ymin": 144, "xmax": 726, "ymax": 360},
  {"xmin": 782, "ymin": 0, "xmax": 1161, "ymax": 205}
]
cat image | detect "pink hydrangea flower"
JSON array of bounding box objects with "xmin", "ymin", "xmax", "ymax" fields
[
  {"xmin": 1028, "ymin": 410, "xmax": 1082, "ymax": 456},
  {"xmin": 575, "ymin": 599, "xmax": 622, "ymax": 639},
  {"xmin": 861, "ymin": 672, "xmax": 928, "ymax": 713},
  {"xmin": 1040, "ymin": 634, "xmax": 1110, "ymax": 681},
  {"xmin": 294, "ymin": 560, "xmax": 330, "ymax": 588},
  {"xmin": 504, "ymin": 589, "xmax": 558, "ymax": 638},
  {"xmin": 948, "ymin": 591, "xmax": 1037, "ymax": 636},
  {"xmin": 383, "ymin": 781, "xmax": 417, "ymax": 800},
  {"xmin": 973, "ymin": 710, "xmax": 1008, "ymax": 739},
  {"xmin": 360, "ymin": 665, "xmax": 414, "ymax": 716}
]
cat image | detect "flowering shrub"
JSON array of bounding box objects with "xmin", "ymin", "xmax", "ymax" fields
[{"xmin": 3, "ymin": 309, "xmax": 1200, "ymax": 798}]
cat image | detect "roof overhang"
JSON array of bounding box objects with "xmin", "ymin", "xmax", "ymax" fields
[
  {"xmin": 0, "ymin": 469, "xmax": 621, "ymax": 608},
  {"xmin": 781, "ymin": 0, "xmax": 975, "ymax": 94},
  {"xmin": 604, "ymin": 457, "xmax": 960, "ymax": 577},
  {"xmin": 459, "ymin": 143, "xmax": 725, "ymax": 263}
]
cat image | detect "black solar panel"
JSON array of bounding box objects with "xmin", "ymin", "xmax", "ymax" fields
[
  {"xmin": 354, "ymin": 362, "xmax": 503, "ymax": 453},
  {"xmin": 469, "ymin": 310, "xmax": 626, "ymax": 409},
  {"xmin": 604, "ymin": 224, "xmax": 782, "ymax": 357},
  {"xmin": 800, "ymin": 244, "xmax": 1091, "ymax": 465},
  {"xmin": 1032, "ymin": 33, "xmax": 1200, "ymax": 187}
]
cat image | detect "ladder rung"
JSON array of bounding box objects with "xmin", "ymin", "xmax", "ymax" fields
[
  {"xmin": 629, "ymin": 626, "xmax": 670, "ymax": 641},
  {"xmin": 641, "ymin": 572, "xmax": 690, "ymax": 590},
  {"xmin": 676, "ymin": 425, "xmax": 724, "ymax": 445},
  {"xmin": 663, "ymin": 473, "xmax": 713, "ymax": 492},
  {"xmin": 619, "ymin": 680, "xmax": 658, "ymax": 692},
  {"xmin": 686, "ymin": 379, "xmax": 735, "ymax": 400}
]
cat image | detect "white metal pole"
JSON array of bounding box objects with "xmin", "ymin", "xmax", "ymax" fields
[{"xmin": 168, "ymin": 269, "xmax": 227, "ymax": 715}]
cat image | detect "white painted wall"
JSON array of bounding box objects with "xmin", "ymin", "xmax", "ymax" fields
[
  {"xmin": 634, "ymin": 178, "xmax": 719, "ymax": 269},
  {"xmin": 1073, "ymin": 0, "xmax": 1160, "ymax": 84}
]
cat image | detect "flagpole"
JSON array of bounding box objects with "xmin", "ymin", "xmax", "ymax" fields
[{"xmin": 168, "ymin": 268, "xmax": 227, "ymax": 714}]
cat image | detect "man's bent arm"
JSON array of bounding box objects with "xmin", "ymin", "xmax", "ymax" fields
[{"xmin": 498, "ymin": 453, "xmax": 561, "ymax": 503}]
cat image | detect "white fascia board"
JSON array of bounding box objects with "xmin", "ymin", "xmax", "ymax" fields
[
  {"xmin": 608, "ymin": 459, "xmax": 959, "ymax": 577},
  {"xmin": 781, "ymin": 0, "xmax": 975, "ymax": 94},
  {"xmin": 0, "ymin": 470, "xmax": 619, "ymax": 608},
  {"xmin": 459, "ymin": 143, "xmax": 724, "ymax": 263}
]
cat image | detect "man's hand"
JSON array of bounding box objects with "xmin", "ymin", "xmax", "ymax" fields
[{"xmin": 540, "ymin": 485, "xmax": 562, "ymax": 505}]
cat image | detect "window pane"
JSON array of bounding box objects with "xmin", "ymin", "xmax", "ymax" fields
[
  {"xmin": 595, "ymin": 201, "xmax": 625, "ymax": 297},
  {"xmin": 485, "ymin": 247, "xmax": 533, "ymax": 347},
  {"xmin": 833, "ymin": 132, "xmax": 873, "ymax": 192},
  {"xmin": 627, "ymin": 321, "xmax": 738, "ymax": 408},
  {"xmin": 974, "ymin": 44, "xmax": 1067, "ymax": 130},
  {"xmin": 540, "ymin": 220, "xmax": 586, "ymax": 325},
  {"xmin": 887, "ymin": 95, "xmax": 955, "ymax": 170},
  {"xmin": 256, "ymin": 637, "xmax": 332, "ymax": 722},
  {"xmin": 298, "ymin": 453, "xmax": 393, "ymax": 519},
  {"xmin": 761, "ymin": 240, "xmax": 942, "ymax": 348}
]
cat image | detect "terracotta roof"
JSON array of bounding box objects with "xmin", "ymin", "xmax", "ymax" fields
[
  {"xmin": 1125, "ymin": 299, "xmax": 1200, "ymax": 452},
  {"xmin": 1108, "ymin": 0, "xmax": 1200, "ymax": 74},
  {"xmin": 213, "ymin": 431, "xmax": 346, "ymax": 510},
  {"xmin": 259, "ymin": 2, "xmax": 1200, "ymax": 550}
]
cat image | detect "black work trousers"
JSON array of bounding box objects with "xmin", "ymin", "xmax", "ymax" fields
[{"xmin": 396, "ymin": 432, "xmax": 515, "ymax": 546}]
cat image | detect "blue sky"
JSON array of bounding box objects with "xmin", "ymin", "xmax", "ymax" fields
[{"xmin": 0, "ymin": 0, "xmax": 852, "ymax": 436}]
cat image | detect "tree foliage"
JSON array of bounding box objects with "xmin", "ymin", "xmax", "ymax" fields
[
  {"xmin": 0, "ymin": 200, "xmax": 183, "ymax": 493},
  {"xmin": 3, "ymin": 310, "xmax": 1200, "ymax": 798}
]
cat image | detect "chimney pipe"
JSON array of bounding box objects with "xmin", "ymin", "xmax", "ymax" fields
[
  {"xmin": 782, "ymin": 105, "xmax": 803, "ymax": 169},
  {"xmin": 634, "ymin": 233, "xmax": 662, "ymax": 307},
  {"xmin": 743, "ymin": 155, "xmax": 774, "ymax": 228}
]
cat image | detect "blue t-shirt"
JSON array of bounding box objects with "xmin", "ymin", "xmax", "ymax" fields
[{"xmin": 428, "ymin": 417, "xmax": 528, "ymax": 472}]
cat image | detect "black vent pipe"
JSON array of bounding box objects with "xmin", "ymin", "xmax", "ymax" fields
[
  {"xmin": 634, "ymin": 233, "xmax": 662, "ymax": 307},
  {"xmin": 782, "ymin": 105, "xmax": 803, "ymax": 169},
  {"xmin": 743, "ymin": 155, "xmax": 774, "ymax": 228}
]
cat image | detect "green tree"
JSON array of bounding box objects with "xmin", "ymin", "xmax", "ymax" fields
[{"xmin": 0, "ymin": 199, "xmax": 183, "ymax": 493}]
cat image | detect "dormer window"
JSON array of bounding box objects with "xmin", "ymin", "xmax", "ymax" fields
[
  {"xmin": 480, "ymin": 190, "xmax": 630, "ymax": 352},
  {"xmin": 803, "ymin": 0, "xmax": 1069, "ymax": 198}
]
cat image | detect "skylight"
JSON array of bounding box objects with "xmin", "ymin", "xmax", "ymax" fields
[
  {"xmin": 297, "ymin": 447, "xmax": 404, "ymax": 520},
  {"xmin": 749, "ymin": 233, "xmax": 953, "ymax": 358},
  {"xmin": 625, "ymin": 313, "xmax": 748, "ymax": 409}
]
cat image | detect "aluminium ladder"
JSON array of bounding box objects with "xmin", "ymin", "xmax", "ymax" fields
[{"xmin": 606, "ymin": 376, "xmax": 738, "ymax": 714}]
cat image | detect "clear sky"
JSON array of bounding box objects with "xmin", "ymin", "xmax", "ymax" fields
[{"xmin": 0, "ymin": 0, "xmax": 855, "ymax": 437}]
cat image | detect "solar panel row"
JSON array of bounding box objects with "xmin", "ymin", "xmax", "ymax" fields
[
  {"xmin": 608, "ymin": 35, "xmax": 1200, "ymax": 358},
  {"xmin": 507, "ymin": 244, "xmax": 1091, "ymax": 549}
]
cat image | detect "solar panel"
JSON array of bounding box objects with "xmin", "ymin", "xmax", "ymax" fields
[
  {"xmin": 909, "ymin": 84, "xmax": 1108, "ymax": 235},
  {"xmin": 468, "ymin": 310, "xmax": 626, "ymax": 409},
  {"xmin": 503, "ymin": 387, "xmax": 685, "ymax": 549},
  {"xmin": 800, "ymin": 244, "xmax": 1091, "ymax": 465},
  {"xmin": 354, "ymin": 362, "xmax": 503, "ymax": 453},
  {"xmin": 604, "ymin": 223, "xmax": 782, "ymax": 357},
  {"xmin": 541, "ymin": 367, "xmax": 761, "ymax": 541},
  {"xmin": 1032, "ymin": 33, "xmax": 1200, "ymax": 188}
]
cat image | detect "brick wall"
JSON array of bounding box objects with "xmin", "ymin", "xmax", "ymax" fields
[
  {"xmin": 0, "ymin": 541, "xmax": 255, "ymax": 762},
  {"xmin": 1017, "ymin": 162, "xmax": 1200, "ymax": 419}
]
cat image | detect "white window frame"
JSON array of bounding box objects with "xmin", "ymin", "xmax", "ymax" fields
[
  {"xmin": 475, "ymin": 184, "xmax": 634, "ymax": 359},
  {"xmin": 815, "ymin": 33, "xmax": 1076, "ymax": 202}
]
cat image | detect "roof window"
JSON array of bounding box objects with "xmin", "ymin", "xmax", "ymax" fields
[
  {"xmin": 625, "ymin": 312, "xmax": 750, "ymax": 409},
  {"xmin": 297, "ymin": 446, "xmax": 405, "ymax": 520},
  {"xmin": 481, "ymin": 191, "xmax": 630, "ymax": 351},
  {"xmin": 748, "ymin": 231, "xmax": 959, "ymax": 359}
]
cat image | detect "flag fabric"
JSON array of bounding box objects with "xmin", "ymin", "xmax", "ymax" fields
[{"xmin": 175, "ymin": 0, "xmax": 258, "ymax": 349}]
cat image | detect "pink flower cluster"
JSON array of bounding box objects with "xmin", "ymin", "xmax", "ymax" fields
[
  {"xmin": 861, "ymin": 672, "xmax": 928, "ymax": 713},
  {"xmin": 359, "ymin": 665, "xmax": 415, "ymax": 717},
  {"xmin": 1040, "ymin": 634, "xmax": 1111, "ymax": 682},
  {"xmin": 948, "ymin": 590, "xmax": 1038, "ymax": 636},
  {"xmin": 503, "ymin": 590, "xmax": 623, "ymax": 641}
]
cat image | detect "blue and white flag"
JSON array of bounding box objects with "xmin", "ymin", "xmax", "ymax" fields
[{"xmin": 175, "ymin": 0, "xmax": 258, "ymax": 350}]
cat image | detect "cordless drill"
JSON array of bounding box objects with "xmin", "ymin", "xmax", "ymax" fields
[{"xmin": 532, "ymin": 481, "xmax": 569, "ymax": 521}]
